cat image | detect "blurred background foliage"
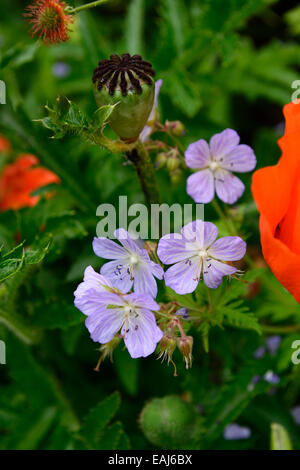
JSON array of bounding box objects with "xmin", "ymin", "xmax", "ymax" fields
[{"xmin": 0, "ymin": 0, "xmax": 300, "ymax": 450}]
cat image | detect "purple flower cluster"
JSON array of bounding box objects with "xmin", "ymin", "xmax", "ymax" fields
[{"xmin": 73, "ymin": 120, "xmax": 256, "ymax": 361}]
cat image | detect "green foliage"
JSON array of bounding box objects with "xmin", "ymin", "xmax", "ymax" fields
[{"xmin": 0, "ymin": 0, "xmax": 299, "ymax": 452}]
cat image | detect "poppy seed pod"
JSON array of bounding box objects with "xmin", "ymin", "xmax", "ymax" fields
[{"xmin": 92, "ymin": 53, "xmax": 155, "ymax": 141}]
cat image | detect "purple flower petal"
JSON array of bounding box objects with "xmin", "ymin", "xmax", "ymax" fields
[
  {"xmin": 125, "ymin": 293, "xmax": 160, "ymax": 312},
  {"xmin": 182, "ymin": 220, "xmax": 218, "ymax": 248},
  {"xmin": 122, "ymin": 308, "xmax": 163, "ymax": 358},
  {"xmin": 93, "ymin": 237, "xmax": 128, "ymax": 260},
  {"xmin": 208, "ymin": 236, "xmax": 246, "ymax": 260},
  {"xmin": 114, "ymin": 228, "xmax": 142, "ymax": 253},
  {"xmin": 210, "ymin": 129, "xmax": 240, "ymax": 158},
  {"xmin": 253, "ymin": 346, "xmax": 266, "ymax": 359},
  {"xmin": 264, "ymin": 370, "xmax": 280, "ymax": 384},
  {"xmin": 203, "ymin": 258, "xmax": 236, "ymax": 289},
  {"xmin": 75, "ymin": 289, "xmax": 124, "ymax": 316},
  {"xmin": 158, "ymin": 235, "xmax": 194, "ymax": 264},
  {"xmin": 266, "ymin": 335, "xmax": 282, "ymax": 356},
  {"xmin": 223, "ymin": 423, "xmax": 251, "ymax": 440},
  {"xmin": 164, "ymin": 257, "xmax": 201, "ymax": 294},
  {"xmin": 185, "ymin": 139, "xmax": 210, "ymax": 169},
  {"xmin": 74, "ymin": 266, "xmax": 112, "ymax": 298},
  {"xmin": 140, "ymin": 79, "xmax": 163, "ymax": 143},
  {"xmin": 291, "ymin": 406, "xmax": 300, "ymax": 425},
  {"xmin": 214, "ymin": 169, "xmax": 245, "ymax": 204},
  {"xmin": 134, "ymin": 263, "xmax": 159, "ymax": 297},
  {"xmin": 187, "ymin": 169, "xmax": 215, "ymax": 203},
  {"xmin": 86, "ymin": 306, "xmax": 124, "ymax": 343},
  {"xmin": 100, "ymin": 260, "xmax": 133, "ymax": 293},
  {"xmin": 221, "ymin": 144, "xmax": 256, "ymax": 172},
  {"xmin": 149, "ymin": 260, "xmax": 164, "ymax": 280}
]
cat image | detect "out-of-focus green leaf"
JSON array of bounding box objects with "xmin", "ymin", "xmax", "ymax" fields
[{"xmin": 271, "ymin": 423, "xmax": 293, "ymax": 450}]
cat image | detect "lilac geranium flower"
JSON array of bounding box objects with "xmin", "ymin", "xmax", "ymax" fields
[
  {"xmin": 140, "ymin": 79, "xmax": 163, "ymax": 143},
  {"xmin": 157, "ymin": 220, "xmax": 246, "ymax": 294},
  {"xmin": 185, "ymin": 129, "xmax": 256, "ymax": 204},
  {"xmin": 74, "ymin": 266, "xmax": 163, "ymax": 358},
  {"xmin": 93, "ymin": 229, "xmax": 163, "ymax": 298}
]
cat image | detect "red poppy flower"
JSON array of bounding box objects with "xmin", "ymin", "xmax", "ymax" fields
[
  {"xmin": 252, "ymin": 101, "xmax": 300, "ymax": 303},
  {"xmin": 0, "ymin": 154, "xmax": 60, "ymax": 211},
  {"xmin": 24, "ymin": 0, "xmax": 73, "ymax": 45},
  {"xmin": 0, "ymin": 135, "xmax": 11, "ymax": 153}
]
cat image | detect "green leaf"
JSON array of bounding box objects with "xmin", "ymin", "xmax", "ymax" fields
[
  {"xmin": 271, "ymin": 423, "xmax": 293, "ymax": 450},
  {"xmin": 80, "ymin": 392, "xmax": 121, "ymax": 447},
  {"xmin": 114, "ymin": 347, "xmax": 140, "ymax": 396},
  {"xmin": 125, "ymin": 0, "xmax": 145, "ymax": 56}
]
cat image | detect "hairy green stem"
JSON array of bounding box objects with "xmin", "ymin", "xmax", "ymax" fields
[
  {"xmin": 126, "ymin": 141, "xmax": 160, "ymax": 206},
  {"xmin": 66, "ymin": 0, "xmax": 110, "ymax": 14}
]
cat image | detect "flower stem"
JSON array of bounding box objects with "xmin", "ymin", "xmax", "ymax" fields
[
  {"xmin": 66, "ymin": 0, "xmax": 110, "ymax": 14},
  {"xmin": 126, "ymin": 141, "xmax": 160, "ymax": 206},
  {"xmin": 211, "ymin": 198, "xmax": 236, "ymax": 235}
]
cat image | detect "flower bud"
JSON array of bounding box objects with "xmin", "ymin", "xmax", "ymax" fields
[
  {"xmin": 167, "ymin": 153, "xmax": 180, "ymax": 172},
  {"xmin": 165, "ymin": 120, "xmax": 186, "ymax": 137},
  {"xmin": 177, "ymin": 335, "xmax": 193, "ymax": 369},
  {"xmin": 139, "ymin": 395, "xmax": 202, "ymax": 449},
  {"xmin": 94, "ymin": 335, "xmax": 121, "ymax": 371},
  {"xmin": 92, "ymin": 53, "xmax": 155, "ymax": 141},
  {"xmin": 155, "ymin": 152, "xmax": 167, "ymax": 169},
  {"xmin": 158, "ymin": 335, "xmax": 177, "ymax": 364}
]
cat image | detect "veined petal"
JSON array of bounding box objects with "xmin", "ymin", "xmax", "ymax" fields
[
  {"xmin": 185, "ymin": 139, "xmax": 210, "ymax": 169},
  {"xmin": 100, "ymin": 259, "xmax": 133, "ymax": 293},
  {"xmin": 210, "ymin": 129, "xmax": 240, "ymax": 158},
  {"xmin": 182, "ymin": 220, "xmax": 218, "ymax": 249},
  {"xmin": 133, "ymin": 263, "xmax": 158, "ymax": 297},
  {"xmin": 208, "ymin": 236, "xmax": 246, "ymax": 261},
  {"xmin": 221, "ymin": 144, "xmax": 257, "ymax": 172},
  {"xmin": 122, "ymin": 309, "xmax": 163, "ymax": 358},
  {"xmin": 187, "ymin": 170, "xmax": 215, "ymax": 203},
  {"xmin": 93, "ymin": 236, "xmax": 128, "ymax": 260},
  {"xmin": 125, "ymin": 293, "xmax": 160, "ymax": 311},
  {"xmin": 203, "ymin": 258, "xmax": 236, "ymax": 289},
  {"xmin": 74, "ymin": 266, "xmax": 112, "ymax": 298},
  {"xmin": 214, "ymin": 168, "xmax": 245, "ymax": 204},
  {"xmin": 115, "ymin": 228, "xmax": 142, "ymax": 254},
  {"xmin": 164, "ymin": 257, "xmax": 200, "ymax": 294},
  {"xmin": 157, "ymin": 234, "xmax": 194, "ymax": 264},
  {"xmin": 86, "ymin": 307, "xmax": 124, "ymax": 344},
  {"xmin": 149, "ymin": 260, "xmax": 164, "ymax": 279},
  {"xmin": 74, "ymin": 288, "xmax": 123, "ymax": 316}
]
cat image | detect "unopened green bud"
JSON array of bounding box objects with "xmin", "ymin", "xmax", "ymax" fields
[
  {"xmin": 167, "ymin": 153, "xmax": 180, "ymax": 172},
  {"xmin": 92, "ymin": 53, "xmax": 155, "ymax": 141},
  {"xmin": 177, "ymin": 335, "xmax": 193, "ymax": 369},
  {"xmin": 139, "ymin": 395, "xmax": 201, "ymax": 449},
  {"xmin": 165, "ymin": 120, "xmax": 186, "ymax": 137},
  {"xmin": 94, "ymin": 336, "xmax": 121, "ymax": 372},
  {"xmin": 155, "ymin": 152, "xmax": 167, "ymax": 169}
]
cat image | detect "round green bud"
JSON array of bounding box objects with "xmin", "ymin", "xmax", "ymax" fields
[
  {"xmin": 167, "ymin": 154, "xmax": 180, "ymax": 172},
  {"xmin": 92, "ymin": 53, "xmax": 155, "ymax": 141},
  {"xmin": 155, "ymin": 152, "xmax": 167, "ymax": 169},
  {"xmin": 139, "ymin": 395, "xmax": 201, "ymax": 449}
]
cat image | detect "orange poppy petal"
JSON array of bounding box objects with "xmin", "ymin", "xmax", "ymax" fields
[{"xmin": 259, "ymin": 214, "xmax": 300, "ymax": 303}]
